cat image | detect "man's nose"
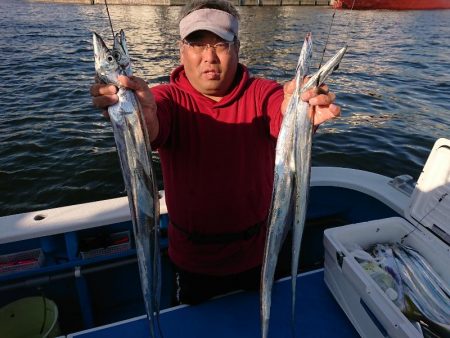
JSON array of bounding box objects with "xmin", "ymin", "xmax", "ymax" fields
[{"xmin": 202, "ymin": 45, "xmax": 219, "ymax": 62}]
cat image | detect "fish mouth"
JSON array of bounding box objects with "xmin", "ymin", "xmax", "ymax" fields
[{"xmin": 93, "ymin": 32, "xmax": 110, "ymax": 62}]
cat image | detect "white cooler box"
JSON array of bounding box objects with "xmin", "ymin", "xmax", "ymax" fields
[{"xmin": 324, "ymin": 138, "xmax": 450, "ymax": 338}]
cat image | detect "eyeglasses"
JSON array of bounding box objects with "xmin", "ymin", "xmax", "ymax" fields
[{"xmin": 182, "ymin": 39, "xmax": 235, "ymax": 54}]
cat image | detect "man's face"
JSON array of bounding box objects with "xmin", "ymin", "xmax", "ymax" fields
[{"xmin": 180, "ymin": 30, "xmax": 239, "ymax": 100}]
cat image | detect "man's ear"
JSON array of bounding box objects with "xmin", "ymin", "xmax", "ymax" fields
[
  {"xmin": 235, "ymin": 39, "xmax": 240, "ymax": 55},
  {"xmin": 179, "ymin": 41, "xmax": 184, "ymax": 65}
]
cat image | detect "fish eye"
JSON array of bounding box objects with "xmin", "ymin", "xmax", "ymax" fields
[{"xmin": 107, "ymin": 55, "xmax": 114, "ymax": 62}]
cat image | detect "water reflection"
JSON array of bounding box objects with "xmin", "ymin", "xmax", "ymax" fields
[{"xmin": 0, "ymin": 1, "xmax": 449, "ymax": 216}]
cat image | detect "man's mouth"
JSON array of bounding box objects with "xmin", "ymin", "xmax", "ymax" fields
[{"xmin": 202, "ymin": 69, "xmax": 220, "ymax": 80}]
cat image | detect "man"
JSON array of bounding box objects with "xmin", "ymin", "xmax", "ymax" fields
[{"xmin": 91, "ymin": 0, "xmax": 340, "ymax": 304}]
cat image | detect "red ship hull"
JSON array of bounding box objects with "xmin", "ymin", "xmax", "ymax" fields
[{"xmin": 333, "ymin": 0, "xmax": 450, "ymax": 9}]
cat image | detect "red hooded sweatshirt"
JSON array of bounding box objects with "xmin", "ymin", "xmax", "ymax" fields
[{"xmin": 151, "ymin": 64, "xmax": 284, "ymax": 275}]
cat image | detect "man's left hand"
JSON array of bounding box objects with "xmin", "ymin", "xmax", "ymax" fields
[{"xmin": 281, "ymin": 79, "xmax": 341, "ymax": 127}]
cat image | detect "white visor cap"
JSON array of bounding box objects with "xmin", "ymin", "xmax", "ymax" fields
[{"xmin": 180, "ymin": 8, "xmax": 239, "ymax": 42}]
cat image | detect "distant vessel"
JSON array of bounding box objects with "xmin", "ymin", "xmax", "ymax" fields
[{"xmin": 333, "ymin": 0, "xmax": 450, "ymax": 9}]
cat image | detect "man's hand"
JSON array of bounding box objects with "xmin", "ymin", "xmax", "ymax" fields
[
  {"xmin": 90, "ymin": 82, "xmax": 119, "ymax": 119},
  {"xmin": 90, "ymin": 75, "xmax": 159, "ymax": 141},
  {"xmin": 281, "ymin": 78, "xmax": 341, "ymax": 127}
]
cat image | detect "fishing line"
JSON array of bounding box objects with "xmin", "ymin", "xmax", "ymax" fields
[
  {"xmin": 343, "ymin": 0, "xmax": 358, "ymax": 42},
  {"xmin": 418, "ymin": 192, "xmax": 447, "ymax": 226},
  {"xmin": 318, "ymin": 11, "xmax": 336, "ymax": 69},
  {"xmin": 400, "ymin": 228, "xmax": 416, "ymax": 244},
  {"xmin": 318, "ymin": 0, "xmax": 356, "ymax": 69},
  {"xmin": 400, "ymin": 192, "xmax": 448, "ymax": 243},
  {"xmin": 104, "ymin": 0, "xmax": 115, "ymax": 40},
  {"xmin": 312, "ymin": 0, "xmax": 357, "ymax": 117}
]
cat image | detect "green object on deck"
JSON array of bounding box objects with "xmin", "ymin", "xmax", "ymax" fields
[{"xmin": 0, "ymin": 296, "xmax": 60, "ymax": 338}]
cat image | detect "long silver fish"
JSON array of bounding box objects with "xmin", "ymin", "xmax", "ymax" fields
[
  {"xmin": 369, "ymin": 243, "xmax": 450, "ymax": 336},
  {"xmin": 399, "ymin": 243, "xmax": 450, "ymax": 297},
  {"xmin": 260, "ymin": 33, "xmax": 312, "ymax": 338},
  {"xmin": 260, "ymin": 33, "xmax": 346, "ymax": 338},
  {"xmin": 404, "ymin": 293, "xmax": 450, "ymax": 338},
  {"xmin": 93, "ymin": 30, "xmax": 161, "ymax": 338},
  {"xmin": 292, "ymin": 42, "xmax": 347, "ymax": 335},
  {"xmin": 393, "ymin": 245, "xmax": 450, "ymax": 324}
]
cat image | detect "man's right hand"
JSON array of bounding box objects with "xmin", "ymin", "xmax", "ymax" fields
[
  {"xmin": 90, "ymin": 82, "xmax": 119, "ymax": 118},
  {"xmin": 90, "ymin": 75, "xmax": 159, "ymax": 142}
]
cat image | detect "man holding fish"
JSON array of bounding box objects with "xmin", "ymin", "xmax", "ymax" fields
[{"xmin": 91, "ymin": 0, "xmax": 340, "ymax": 305}]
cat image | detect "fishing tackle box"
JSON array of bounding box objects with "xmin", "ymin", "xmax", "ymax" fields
[{"xmin": 323, "ymin": 138, "xmax": 450, "ymax": 338}]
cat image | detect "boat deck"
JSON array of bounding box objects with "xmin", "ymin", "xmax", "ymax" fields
[{"xmin": 67, "ymin": 269, "xmax": 358, "ymax": 338}]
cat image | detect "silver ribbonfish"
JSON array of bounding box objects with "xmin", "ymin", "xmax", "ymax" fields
[
  {"xmin": 260, "ymin": 33, "xmax": 313, "ymax": 338},
  {"xmin": 261, "ymin": 33, "xmax": 346, "ymax": 338},
  {"xmin": 93, "ymin": 30, "xmax": 162, "ymax": 338}
]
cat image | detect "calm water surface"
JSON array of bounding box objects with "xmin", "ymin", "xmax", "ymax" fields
[{"xmin": 1, "ymin": 1, "xmax": 449, "ymax": 216}]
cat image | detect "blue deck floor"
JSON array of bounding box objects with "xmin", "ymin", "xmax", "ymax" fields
[{"xmin": 68, "ymin": 269, "xmax": 358, "ymax": 338}]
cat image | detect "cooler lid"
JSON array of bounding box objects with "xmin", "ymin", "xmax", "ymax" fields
[{"xmin": 409, "ymin": 138, "xmax": 450, "ymax": 243}]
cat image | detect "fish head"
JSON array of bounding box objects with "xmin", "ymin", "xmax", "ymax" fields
[
  {"xmin": 93, "ymin": 32, "xmax": 120, "ymax": 85},
  {"xmin": 113, "ymin": 29, "xmax": 132, "ymax": 76}
]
